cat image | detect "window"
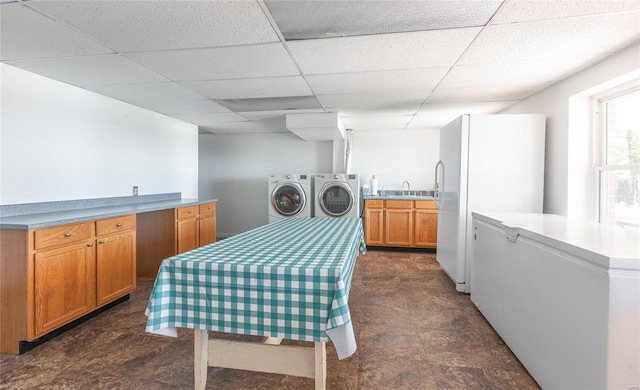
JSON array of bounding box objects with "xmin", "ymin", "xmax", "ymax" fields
[{"xmin": 595, "ymin": 85, "xmax": 640, "ymax": 230}]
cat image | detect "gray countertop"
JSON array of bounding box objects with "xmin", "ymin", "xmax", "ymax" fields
[
  {"xmin": 0, "ymin": 194, "xmax": 217, "ymax": 230},
  {"xmin": 363, "ymin": 195, "xmax": 435, "ymax": 201}
]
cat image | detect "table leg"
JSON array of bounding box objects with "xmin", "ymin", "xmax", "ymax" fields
[
  {"xmin": 194, "ymin": 329, "xmax": 208, "ymax": 390},
  {"xmin": 314, "ymin": 341, "xmax": 326, "ymax": 390}
]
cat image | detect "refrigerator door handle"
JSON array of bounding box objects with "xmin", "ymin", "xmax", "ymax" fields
[{"xmin": 434, "ymin": 160, "xmax": 444, "ymax": 209}]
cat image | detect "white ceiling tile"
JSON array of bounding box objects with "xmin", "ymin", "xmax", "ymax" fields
[
  {"xmin": 237, "ymin": 109, "xmax": 325, "ymax": 121},
  {"xmin": 182, "ymin": 76, "xmax": 312, "ymax": 100},
  {"xmin": 306, "ymin": 68, "xmax": 449, "ymax": 95},
  {"xmin": 0, "ymin": 4, "xmax": 114, "ymax": 60},
  {"xmin": 5, "ymin": 55, "xmax": 168, "ymax": 85},
  {"xmin": 410, "ymin": 101, "xmax": 520, "ymax": 128},
  {"xmin": 168, "ymin": 112, "xmax": 248, "ymax": 127},
  {"xmin": 317, "ymin": 90, "xmax": 428, "ymax": 116},
  {"xmin": 27, "ymin": 0, "xmax": 279, "ymax": 52},
  {"xmin": 214, "ymin": 96, "xmax": 322, "ymax": 112},
  {"xmin": 491, "ymin": 0, "xmax": 640, "ymax": 24},
  {"xmin": 127, "ymin": 44, "xmax": 300, "ymax": 81},
  {"xmin": 341, "ymin": 115, "xmax": 413, "ymax": 131},
  {"xmin": 439, "ymin": 55, "xmax": 606, "ymax": 89},
  {"xmin": 288, "ymin": 28, "xmax": 481, "ymax": 74},
  {"xmin": 460, "ymin": 12, "xmax": 640, "ymax": 64},
  {"xmin": 427, "ymin": 82, "xmax": 555, "ymax": 103},
  {"xmin": 265, "ymin": 0, "xmax": 501, "ymax": 39},
  {"xmin": 83, "ymin": 82, "xmax": 205, "ymax": 104},
  {"xmin": 134, "ymin": 99, "xmax": 230, "ymax": 115},
  {"xmin": 201, "ymin": 121, "xmax": 275, "ymax": 134}
]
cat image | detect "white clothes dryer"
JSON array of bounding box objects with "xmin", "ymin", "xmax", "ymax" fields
[
  {"xmin": 314, "ymin": 173, "xmax": 360, "ymax": 218},
  {"xmin": 268, "ymin": 174, "xmax": 313, "ymax": 224}
]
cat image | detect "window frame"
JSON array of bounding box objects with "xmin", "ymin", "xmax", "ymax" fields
[{"xmin": 593, "ymin": 81, "xmax": 640, "ymax": 226}]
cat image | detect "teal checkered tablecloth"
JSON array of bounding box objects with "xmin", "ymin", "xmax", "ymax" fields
[{"xmin": 145, "ymin": 217, "xmax": 365, "ymax": 358}]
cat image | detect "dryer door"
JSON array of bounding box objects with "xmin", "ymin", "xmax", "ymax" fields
[
  {"xmin": 319, "ymin": 182, "xmax": 354, "ymax": 217},
  {"xmin": 272, "ymin": 182, "xmax": 306, "ymax": 216}
]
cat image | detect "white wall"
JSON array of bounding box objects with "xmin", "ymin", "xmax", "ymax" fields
[
  {"xmin": 0, "ymin": 64, "xmax": 199, "ymax": 205},
  {"xmin": 501, "ymin": 44, "xmax": 640, "ymax": 218},
  {"xmin": 198, "ymin": 128, "xmax": 439, "ymax": 236},
  {"xmin": 349, "ymin": 129, "xmax": 440, "ymax": 192},
  {"xmin": 198, "ymin": 132, "xmax": 332, "ymax": 236}
]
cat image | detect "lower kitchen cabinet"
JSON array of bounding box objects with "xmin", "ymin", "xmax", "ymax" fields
[
  {"xmin": 34, "ymin": 240, "xmax": 95, "ymax": 336},
  {"xmin": 95, "ymin": 215, "xmax": 136, "ymax": 307},
  {"xmin": 176, "ymin": 202, "xmax": 216, "ymax": 254},
  {"xmin": 414, "ymin": 201, "xmax": 438, "ymax": 248},
  {"xmin": 0, "ymin": 215, "xmax": 137, "ymax": 354},
  {"xmin": 385, "ymin": 200, "xmax": 413, "ymax": 247},
  {"xmin": 364, "ymin": 199, "xmax": 384, "ymax": 245},
  {"xmin": 364, "ymin": 199, "xmax": 438, "ymax": 248}
]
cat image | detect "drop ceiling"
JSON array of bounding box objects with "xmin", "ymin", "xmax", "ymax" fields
[{"xmin": 1, "ymin": 0, "xmax": 639, "ymax": 135}]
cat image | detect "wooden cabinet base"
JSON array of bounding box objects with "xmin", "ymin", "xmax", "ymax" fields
[
  {"xmin": 17, "ymin": 295, "xmax": 129, "ymax": 355},
  {"xmin": 364, "ymin": 199, "xmax": 438, "ymax": 249}
]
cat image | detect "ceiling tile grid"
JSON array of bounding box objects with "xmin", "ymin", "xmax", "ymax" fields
[{"xmin": 1, "ymin": 0, "xmax": 639, "ymax": 135}]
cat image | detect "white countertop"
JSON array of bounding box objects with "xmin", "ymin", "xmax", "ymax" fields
[{"xmin": 472, "ymin": 212, "xmax": 640, "ymax": 271}]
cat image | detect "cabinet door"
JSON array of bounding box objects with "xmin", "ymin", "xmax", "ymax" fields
[
  {"xmin": 198, "ymin": 212, "xmax": 216, "ymax": 247},
  {"xmin": 365, "ymin": 208, "xmax": 384, "ymax": 245},
  {"xmin": 96, "ymin": 231, "xmax": 136, "ymax": 306},
  {"xmin": 34, "ymin": 242, "xmax": 95, "ymax": 336},
  {"xmin": 385, "ymin": 209, "xmax": 413, "ymax": 246},
  {"xmin": 177, "ymin": 217, "xmax": 198, "ymax": 254},
  {"xmin": 414, "ymin": 210, "xmax": 438, "ymax": 247}
]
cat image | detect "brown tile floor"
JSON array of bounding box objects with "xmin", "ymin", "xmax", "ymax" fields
[{"xmin": 0, "ymin": 249, "xmax": 540, "ymax": 389}]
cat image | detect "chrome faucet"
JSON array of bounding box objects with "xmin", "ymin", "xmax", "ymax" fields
[{"xmin": 402, "ymin": 181, "xmax": 410, "ymax": 195}]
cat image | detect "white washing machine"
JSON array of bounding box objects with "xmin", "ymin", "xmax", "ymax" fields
[
  {"xmin": 268, "ymin": 174, "xmax": 313, "ymax": 224},
  {"xmin": 314, "ymin": 173, "xmax": 360, "ymax": 218}
]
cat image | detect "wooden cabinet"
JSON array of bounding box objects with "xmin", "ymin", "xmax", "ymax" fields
[
  {"xmin": 414, "ymin": 201, "xmax": 438, "ymax": 248},
  {"xmin": 198, "ymin": 203, "xmax": 216, "ymax": 247},
  {"xmin": 364, "ymin": 199, "xmax": 384, "ymax": 245},
  {"xmin": 385, "ymin": 200, "xmax": 413, "ymax": 247},
  {"xmin": 1, "ymin": 215, "xmax": 136, "ymax": 354},
  {"xmin": 34, "ymin": 229, "xmax": 95, "ymax": 336},
  {"xmin": 364, "ymin": 199, "xmax": 438, "ymax": 248},
  {"xmin": 95, "ymin": 215, "xmax": 136, "ymax": 306},
  {"xmin": 176, "ymin": 202, "xmax": 216, "ymax": 254}
]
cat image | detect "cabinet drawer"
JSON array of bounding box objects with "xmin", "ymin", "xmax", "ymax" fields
[
  {"xmin": 199, "ymin": 202, "xmax": 216, "ymax": 214},
  {"xmin": 35, "ymin": 222, "xmax": 94, "ymax": 250},
  {"xmin": 96, "ymin": 214, "xmax": 136, "ymax": 236},
  {"xmin": 365, "ymin": 199, "xmax": 383, "ymax": 209},
  {"xmin": 415, "ymin": 200, "xmax": 437, "ymax": 209},
  {"xmin": 385, "ymin": 200, "xmax": 412, "ymax": 209},
  {"xmin": 177, "ymin": 206, "xmax": 198, "ymax": 220}
]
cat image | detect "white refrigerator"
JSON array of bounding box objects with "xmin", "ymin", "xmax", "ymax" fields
[{"xmin": 434, "ymin": 114, "xmax": 545, "ymax": 293}]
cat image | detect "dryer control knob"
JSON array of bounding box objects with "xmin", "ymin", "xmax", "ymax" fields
[
  {"xmin": 286, "ymin": 174, "xmax": 292, "ymax": 179},
  {"xmin": 334, "ymin": 174, "xmax": 339, "ymax": 179}
]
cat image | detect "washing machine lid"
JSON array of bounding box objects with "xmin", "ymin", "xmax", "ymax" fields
[
  {"xmin": 319, "ymin": 182, "xmax": 354, "ymax": 217},
  {"xmin": 272, "ymin": 182, "xmax": 307, "ymax": 216}
]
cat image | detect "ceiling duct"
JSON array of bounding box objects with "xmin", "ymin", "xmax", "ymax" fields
[{"xmin": 285, "ymin": 113, "xmax": 345, "ymax": 141}]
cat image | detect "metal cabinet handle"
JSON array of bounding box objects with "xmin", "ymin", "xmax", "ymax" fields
[
  {"xmin": 116, "ymin": 223, "xmax": 123, "ymax": 227},
  {"xmin": 98, "ymin": 239, "xmax": 105, "ymax": 244},
  {"xmin": 87, "ymin": 242, "xmax": 94, "ymax": 247},
  {"xmin": 64, "ymin": 232, "xmax": 72, "ymax": 237}
]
